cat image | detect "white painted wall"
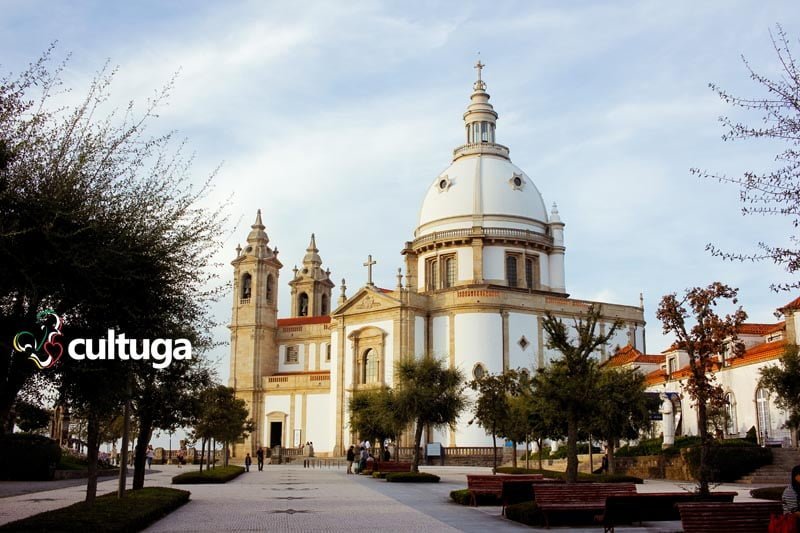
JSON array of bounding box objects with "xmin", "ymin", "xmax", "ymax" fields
[
  {"xmin": 308, "ymin": 343, "xmax": 317, "ymax": 371},
  {"xmin": 537, "ymin": 251, "xmax": 550, "ymax": 289},
  {"xmin": 606, "ymin": 323, "xmax": 630, "ymax": 357},
  {"xmin": 508, "ymin": 312, "xmax": 538, "ymax": 371},
  {"xmin": 454, "ymin": 313, "xmax": 503, "ymax": 446},
  {"xmin": 457, "ymin": 247, "xmax": 472, "ymax": 282},
  {"xmin": 294, "ymin": 394, "xmax": 303, "ymax": 440},
  {"xmin": 432, "ymin": 315, "xmax": 449, "ymax": 359},
  {"xmin": 415, "ymin": 316, "xmax": 426, "ymax": 358},
  {"xmin": 634, "ymin": 326, "xmax": 645, "ymax": 352},
  {"xmin": 306, "ymin": 393, "xmax": 334, "ymax": 453},
  {"xmin": 483, "ymin": 246, "xmax": 505, "ymax": 281}
]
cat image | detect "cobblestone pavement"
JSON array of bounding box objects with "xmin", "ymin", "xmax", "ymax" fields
[{"xmin": 0, "ymin": 464, "xmax": 779, "ymax": 532}]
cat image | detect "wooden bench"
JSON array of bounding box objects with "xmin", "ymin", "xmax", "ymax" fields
[
  {"xmin": 466, "ymin": 474, "xmax": 544, "ymax": 506},
  {"xmin": 533, "ymin": 483, "xmax": 637, "ymax": 528},
  {"xmin": 601, "ymin": 492, "xmax": 737, "ymax": 533},
  {"xmin": 677, "ymin": 501, "xmax": 783, "ymax": 533},
  {"xmin": 373, "ymin": 461, "xmax": 413, "ymax": 473},
  {"xmin": 500, "ymin": 478, "xmax": 562, "ymax": 515}
]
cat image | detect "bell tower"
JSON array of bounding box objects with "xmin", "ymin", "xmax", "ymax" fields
[
  {"xmin": 229, "ymin": 209, "xmax": 282, "ymax": 457},
  {"xmin": 289, "ymin": 234, "xmax": 335, "ymax": 317}
]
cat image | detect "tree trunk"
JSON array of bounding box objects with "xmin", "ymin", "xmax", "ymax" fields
[
  {"xmin": 588, "ymin": 434, "xmax": 594, "ymax": 474},
  {"xmin": 491, "ymin": 429, "xmax": 498, "ymax": 474},
  {"xmin": 132, "ymin": 414, "xmax": 152, "ymax": 490},
  {"xmin": 697, "ymin": 400, "xmax": 710, "ymax": 496},
  {"xmin": 411, "ymin": 420, "xmax": 424, "ymax": 473},
  {"xmin": 224, "ymin": 441, "xmax": 229, "ymax": 467},
  {"xmin": 117, "ymin": 394, "xmax": 131, "ymax": 498},
  {"xmin": 608, "ymin": 439, "xmax": 616, "ymax": 475},
  {"xmin": 200, "ymin": 437, "xmax": 206, "ymax": 472},
  {"xmin": 525, "ymin": 437, "xmax": 530, "ymax": 470},
  {"xmin": 566, "ymin": 411, "xmax": 579, "ymax": 483},
  {"xmin": 209, "ymin": 438, "xmax": 214, "ymax": 469},
  {"xmin": 512, "ymin": 440, "xmax": 518, "ymax": 468},
  {"xmin": 85, "ymin": 413, "xmax": 101, "ymax": 504},
  {"xmin": 537, "ymin": 438, "xmax": 543, "ymax": 470}
]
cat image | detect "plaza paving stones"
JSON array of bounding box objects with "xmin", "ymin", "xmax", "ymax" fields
[{"xmin": 0, "ymin": 463, "xmax": 780, "ymax": 532}]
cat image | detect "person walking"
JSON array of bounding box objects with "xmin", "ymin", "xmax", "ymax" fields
[
  {"xmin": 245, "ymin": 453, "xmax": 252, "ymax": 472},
  {"xmin": 256, "ymin": 447, "xmax": 264, "ymax": 471},
  {"xmin": 346, "ymin": 445, "xmax": 355, "ymax": 474},
  {"xmin": 146, "ymin": 445, "xmax": 154, "ymax": 471}
]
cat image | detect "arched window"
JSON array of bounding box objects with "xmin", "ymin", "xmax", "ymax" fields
[
  {"xmin": 321, "ymin": 294, "xmax": 329, "ymax": 315},
  {"xmin": 506, "ymin": 256, "xmax": 518, "ymax": 288},
  {"xmin": 266, "ymin": 274, "xmax": 274, "ymax": 303},
  {"xmin": 298, "ymin": 293, "xmax": 309, "ymax": 317},
  {"xmin": 241, "ymin": 273, "xmax": 252, "ymax": 300},
  {"xmin": 362, "ymin": 349, "xmax": 378, "ymax": 384},
  {"xmin": 725, "ymin": 392, "xmax": 737, "ymax": 435},
  {"xmin": 444, "ymin": 257, "xmax": 456, "ymax": 288},
  {"xmin": 756, "ymin": 387, "xmax": 771, "ymax": 443},
  {"xmin": 427, "ymin": 258, "xmax": 439, "ymax": 291}
]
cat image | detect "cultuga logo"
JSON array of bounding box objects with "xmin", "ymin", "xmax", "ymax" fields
[{"xmin": 13, "ymin": 311, "xmax": 191, "ymax": 369}]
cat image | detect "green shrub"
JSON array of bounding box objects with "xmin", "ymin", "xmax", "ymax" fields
[
  {"xmin": 172, "ymin": 465, "xmax": 244, "ymax": 484},
  {"xmin": 449, "ymin": 488, "xmax": 500, "ymax": 506},
  {"xmin": 0, "ymin": 433, "xmax": 61, "ymax": 480},
  {"xmin": 615, "ymin": 436, "xmax": 702, "ymax": 457},
  {"xmin": 504, "ymin": 501, "xmax": 542, "ymax": 526},
  {"xmin": 372, "ymin": 472, "xmax": 386, "ymax": 479},
  {"xmin": 0, "ymin": 487, "xmax": 189, "ymax": 532},
  {"xmin": 385, "ymin": 472, "xmax": 440, "ymax": 483},
  {"xmin": 684, "ymin": 444, "xmax": 771, "ymax": 482},
  {"xmin": 751, "ymin": 486, "xmax": 785, "ymax": 501}
]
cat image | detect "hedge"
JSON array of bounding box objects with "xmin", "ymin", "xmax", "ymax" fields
[
  {"xmin": 385, "ymin": 472, "xmax": 440, "ymax": 483},
  {"xmin": 172, "ymin": 465, "xmax": 244, "ymax": 484},
  {"xmin": 683, "ymin": 443, "xmax": 771, "ymax": 482},
  {"xmin": 494, "ymin": 466, "xmax": 642, "ymax": 484},
  {"xmin": 0, "ymin": 487, "xmax": 190, "ymax": 532},
  {"xmin": 0, "ymin": 433, "xmax": 61, "ymax": 480},
  {"xmin": 450, "ymin": 488, "xmax": 499, "ymax": 506},
  {"xmin": 504, "ymin": 501, "xmax": 542, "ymax": 526},
  {"xmin": 751, "ymin": 486, "xmax": 784, "ymax": 501}
]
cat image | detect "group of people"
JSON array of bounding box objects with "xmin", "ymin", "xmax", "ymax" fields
[
  {"xmin": 345, "ymin": 441, "xmax": 391, "ymax": 474},
  {"xmin": 245, "ymin": 447, "xmax": 266, "ymax": 472}
]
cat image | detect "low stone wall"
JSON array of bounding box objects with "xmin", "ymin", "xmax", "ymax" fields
[
  {"xmin": 612, "ymin": 453, "xmax": 692, "ymax": 481},
  {"xmin": 53, "ymin": 468, "xmax": 118, "ymax": 480}
]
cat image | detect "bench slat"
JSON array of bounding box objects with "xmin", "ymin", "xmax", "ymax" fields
[{"xmin": 677, "ymin": 502, "xmax": 783, "ymax": 533}]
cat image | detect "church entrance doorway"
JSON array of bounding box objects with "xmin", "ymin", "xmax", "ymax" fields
[{"xmin": 270, "ymin": 421, "xmax": 283, "ymax": 448}]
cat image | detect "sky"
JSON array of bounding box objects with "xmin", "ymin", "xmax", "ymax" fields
[{"xmin": 3, "ymin": 0, "xmax": 800, "ymax": 391}]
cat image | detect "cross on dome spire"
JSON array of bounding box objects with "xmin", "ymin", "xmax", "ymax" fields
[{"xmin": 474, "ymin": 59, "xmax": 486, "ymax": 91}]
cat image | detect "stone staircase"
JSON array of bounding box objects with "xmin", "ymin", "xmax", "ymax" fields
[{"xmin": 738, "ymin": 448, "xmax": 800, "ymax": 484}]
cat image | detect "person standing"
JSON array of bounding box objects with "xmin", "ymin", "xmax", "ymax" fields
[
  {"xmin": 245, "ymin": 453, "xmax": 252, "ymax": 472},
  {"xmin": 346, "ymin": 445, "xmax": 355, "ymax": 474},
  {"xmin": 256, "ymin": 447, "xmax": 264, "ymax": 471}
]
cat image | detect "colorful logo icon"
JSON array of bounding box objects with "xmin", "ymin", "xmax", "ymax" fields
[{"xmin": 13, "ymin": 309, "xmax": 64, "ymax": 369}]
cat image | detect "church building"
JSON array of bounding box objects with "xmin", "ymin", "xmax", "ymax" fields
[{"xmin": 229, "ymin": 64, "xmax": 646, "ymax": 457}]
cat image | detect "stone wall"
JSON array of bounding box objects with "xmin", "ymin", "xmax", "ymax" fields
[{"xmin": 612, "ymin": 453, "xmax": 692, "ymax": 481}]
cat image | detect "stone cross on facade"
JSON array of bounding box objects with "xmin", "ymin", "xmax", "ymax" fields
[
  {"xmin": 474, "ymin": 60, "xmax": 484, "ymax": 81},
  {"xmin": 363, "ymin": 255, "xmax": 376, "ymax": 286}
]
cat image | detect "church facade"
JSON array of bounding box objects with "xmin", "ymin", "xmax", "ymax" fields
[{"xmin": 229, "ymin": 65, "xmax": 646, "ymax": 457}]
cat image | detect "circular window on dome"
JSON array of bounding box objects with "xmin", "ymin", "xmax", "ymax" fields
[
  {"xmin": 437, "ymin": 174, "xmax": 452, "ymax": 193},
  {"xmin": 473, "ymin": 363, "xmax": 487, "ymax": 380},
  {"xmin": 244, "ymin": 246, "xmax": 253, "ymax": 253},
  {"xmin": 509, "ymin": 173, "xmax": 525, "ymax": 191}
]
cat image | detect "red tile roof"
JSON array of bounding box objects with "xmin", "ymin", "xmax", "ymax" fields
[
  {"xmin": 644, "ymin": 368, "xmax": 667, "ymax": 386},
  {"xmin": 603, "ymin": 345, "xmax": 663, "ymax": 368},
  {"xmin": 729, "ymin": 340, "xmax": 786, "ymax": 367},
  {"xmin": 277, "ymin": 316, "xmax": 332, "ymax": 327},
  {"xmin": 780, "ymin": 296, "xmax": 800, "ymax": 312},
  {"xmin": 738, "ymin": 322, "xmax": 785, "ymax": 335}
]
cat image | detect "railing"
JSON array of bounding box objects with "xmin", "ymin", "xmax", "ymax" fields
[
  {"xmin": 239, "ymin": 298, "xmax": 250, "ymax": 305},
  {"xmin": 452, "ymin": 142, "xmax": 510, "ymax": 160},
  {"xmin": 303, "ymin": 458, "xmax": 344, "ymax": 469},
  {"xmin": 263, "ymin": 373, "xmax": 331, "ymax": 390},
  {"xmin": 412, "ymin": 226, "xmax": 553, "ymax": 251},
  {"xmin": 442, "ymin": 446, "xmax": 498, "ymax": 456}
]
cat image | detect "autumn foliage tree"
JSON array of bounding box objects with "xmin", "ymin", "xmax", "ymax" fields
[
  {"xmin": 656, "ymin": 282, "xmax": 746, "ymax": 496},
  {"xmin": 694, "ymin": 25, "xmax": 800, "ymax": 291}
]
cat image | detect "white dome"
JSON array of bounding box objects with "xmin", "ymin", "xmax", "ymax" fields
[{"xmin": 416, "ymin": 154, "xmax": 549, "ymax": 237}]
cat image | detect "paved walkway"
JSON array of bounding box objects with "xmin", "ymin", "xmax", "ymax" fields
[{"xmin": 0, "ymin": 464, "xmax": 780, "ymax": 531}]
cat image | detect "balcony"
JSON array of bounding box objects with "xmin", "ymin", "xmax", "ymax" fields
[{"xmin": 263, "ymin": 372, "xmax": 331, "ymax": 391}]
